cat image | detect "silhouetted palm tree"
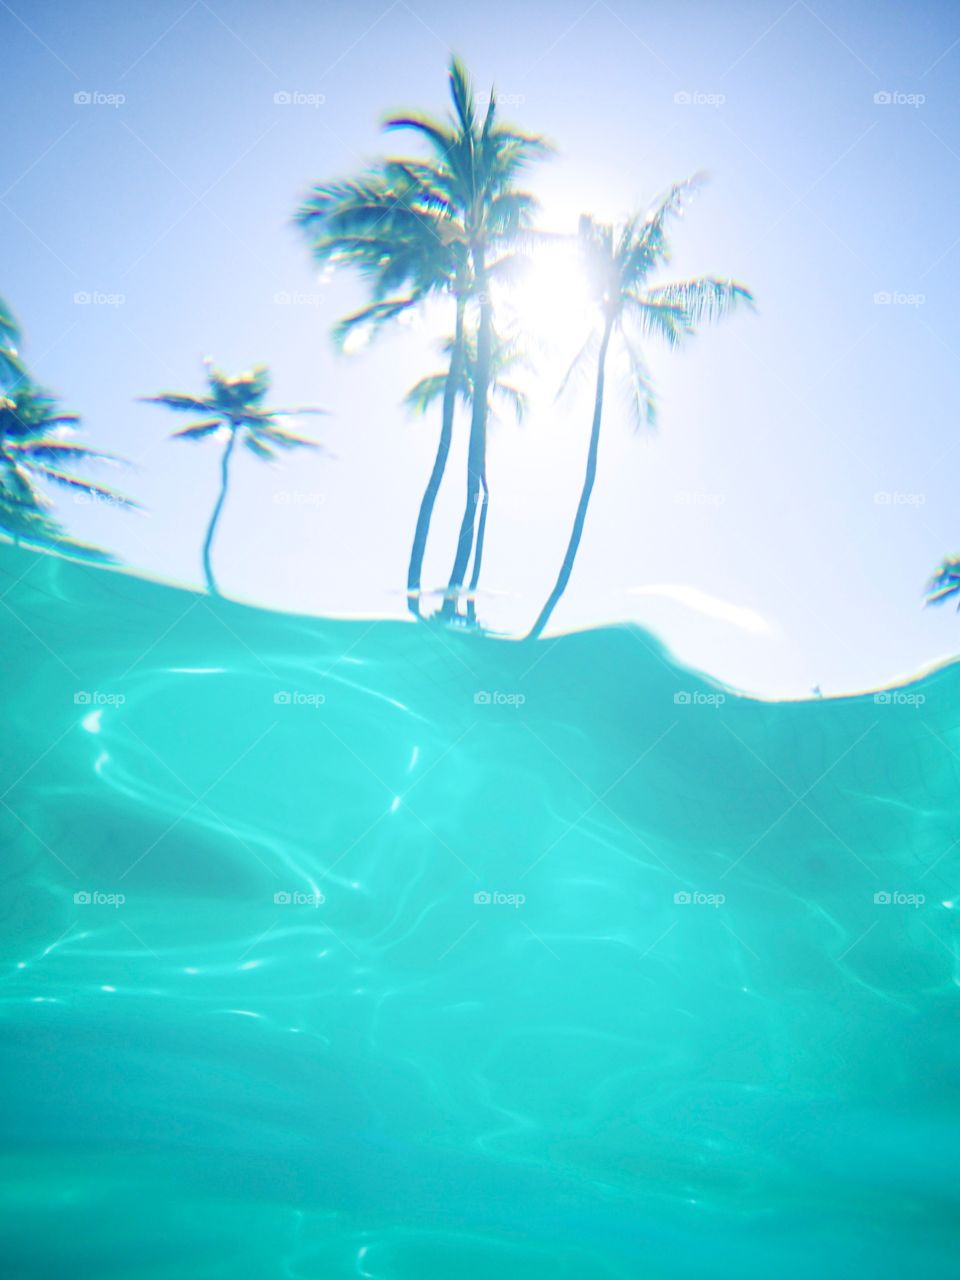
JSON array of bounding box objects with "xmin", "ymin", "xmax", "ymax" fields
[
  {"xmin": 388, "ymin": 63, "xmax": 548, "ymax": 621},
  {"xmin": 298, "ymin": 166, "xmax": 465, "ymax": 617},
  {"xmin": 143, "ymin": 362, "xmax": 325, "ymax": 597},
  {"xmin": 926, "ymin": 557, "xmax": 960, "ymax": 609},
  {"xmin": 0, "ymin": 383, "xmax": 131, "ymax": 546},
  {"xmin": 528, "ymin": 183, "xmax": 753, "ymax": 639},
  {"xmin": 297, "ymin": 58, "xmax": 547, "ymax": 620},
  {"xmin": 406, "ymin": 327, "xmax": 529, "ymax": 624},
  {"xmin": 404, "ymin": 327, "xmax": 528, "ymax": 420}
]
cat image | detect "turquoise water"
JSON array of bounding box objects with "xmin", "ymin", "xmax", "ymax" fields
[{"xmin": 2, "ymin": 544, "xmax": 959, "ymax": 1278}]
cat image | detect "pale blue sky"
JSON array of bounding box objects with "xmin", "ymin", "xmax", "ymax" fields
[{"xmin": 4, "ymin": 0, "xmax": 960, "ymax": 695}]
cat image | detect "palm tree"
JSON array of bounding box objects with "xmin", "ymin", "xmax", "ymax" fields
[
  {"xmin": 386, "ymin": 63, "xmax": 548, "ymax": 622},
  {"xmin": 925, "ymin": 557, "xmax": 960, "ymax": 609},
  {"xmin": 297, "ymin": 166, "xmax": 465, "ymax": 618},
  {"xmin": 0, "ymin": 383, "xmax": 132, "ymax": 547},
  {"xmin": 527, "ymin": 184, "xmax": 754, "ymax": 640},
  {"xmin": 143, "ymin": 362, "xmax": 326, "ymax": 597},
  {"xmin": 0, "ymin": 296, "xmax": 26, "ymax": 388},
  {"xmin": 405, "ymin": 327, "xmax": 529, "ymax": 624},
  {"xmin": 297, "ymin": 58, "xmax": 548, "ymax": 620}
]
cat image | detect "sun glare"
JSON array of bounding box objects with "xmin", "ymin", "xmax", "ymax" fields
[{"xmin": 503, "ymin": 240, "xmax": 595, "ymax": 365}]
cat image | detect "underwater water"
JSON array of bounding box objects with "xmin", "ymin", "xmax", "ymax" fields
[{"xmin": 1, "ymin": 543, "xmax": 958, "ymax": 1279}]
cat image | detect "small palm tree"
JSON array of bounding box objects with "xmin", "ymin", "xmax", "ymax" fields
[
  {"xmin": 143, "ymin": 362, "xmax": 326, "ymax": 597},
  {"xmin": 926, "ymin": 557, "xmax": 960, "ymax": 609},
  {"xmin": 405, "ymin": 328, "xmax": 529, "ymax": 624},
  {"xmin": 404, "ymin": 328, "xmax": 529, "ymax": 421},
  {"xmin": 0, "ymin": 383, "xmax": 132, "ymax": 546},
  {"xmin": 528, "ymin": 183, "xmax": 753, "ymax": 639},
  {"xmin": 297, "ymin": 58, "xmax": 548, "ymax": 619}
]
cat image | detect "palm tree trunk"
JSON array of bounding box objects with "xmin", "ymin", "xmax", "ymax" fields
[
  {"xmin": 202, "ymin": 428, "xmax": 237, "ymax": 597},
  {"xmin": 407, "ymin": 295, "xmax": 466, "ymax": 617},
  {"xmin": 465, "ymin": 465, "xmax": 488, "ymax": 626},
  {"xmin": 442, "ymin": 270, "xmax": 492, "ymax": 619},
  {"xmin": 528, "ymin": 318, "xmax": 613, "ymax": 640}
]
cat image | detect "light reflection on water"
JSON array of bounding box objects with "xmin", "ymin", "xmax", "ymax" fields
[{"xmin": 2, "ymin": 556, "xmax": 959, "ymax": 1278}]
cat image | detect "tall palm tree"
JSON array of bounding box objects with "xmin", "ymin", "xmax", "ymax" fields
[
  {"xmin": 297, "ymin": 166, "xmax": 465, "ymax": 618},
  {"xmin": 143, "ymin": 362, "xmax": 326, "ymax": 597},
  {"xmin": 0, "ymin": 296, "xmax": 26, "ymax": 388},
  {"xmin": 926, "ymin": 557, "xmax": 960, "ymax": 609},
  {"xmin": 405, "ymin": 327, "xmax": 529, "ymax": 624},
  {"xmin": 527, "ymin": 184, "xmax": 754, "ymax": 640},
  {"xmin": 297, "ymin": 58, "xmax": 548, "ymax": 620},
  {"xmin": 386, "ymin": 63, "xmax": 548, "ymax": 621},
  {"xmin": 0, "ymin": 383, "xmax": 132, "ymax": 546}
]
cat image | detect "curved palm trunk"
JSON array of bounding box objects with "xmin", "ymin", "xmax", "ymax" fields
[
  {"xmin": 442, "ymin": 271, "xmax": 492, "ymax": 620},
  {"xmin": 202, "ymin": 427, "xmax": 237, "ymax": 597},
  {"xmin": 465, "ymin": 464, "xmax": 488, "ymax": 625},
  {"xmin": 407, "ymin": 295, "xmax": 466, "ymax": 617},
  {"xmin": 528, "ymin": 318, "xmax": 614, "ymax": 640}
]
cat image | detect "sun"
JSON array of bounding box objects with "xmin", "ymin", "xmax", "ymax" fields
[{"xmin": 500, "ymin": 239, "xmax": 595, "ymax": 365}]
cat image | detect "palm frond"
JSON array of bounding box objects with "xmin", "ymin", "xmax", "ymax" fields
[
  {"xmin": 170, "ymin": 421, "xmax": 225, "ymax": 442},
  {"xmin": 555, "ymin": 330, "xmax": 601, "ymax": 402},
  {"xmin": 926, "ymin": 557, "xmax": 960, "ymax": 608},
  {"xmin": 0, "ymin": 350, "xmax": 26, "ymax": 387},
  {"xmin": 332, "ymin": 296, "xmax": 420, "ymax": 348},
  {"xmin": 24, "ymin": 468, "xmax": 138, "ymax": 506},
  {"xmin": 404, "ymin": 372, "xmax": 450, "ymax": 415},
  {"xmin": 625, "ymin": 297, "xmax": 690, "ymax": 347},
  {"xmin": 141, "ymin": 393, "xmax": 214, "ymax": 413},
  {"xmin": 492, "ymin": 381, "xmax": 528, "ymax": 422},
  {"xmin": 383, "ymin": 114, "xmax": 455, "ymax": 155},
  {"xmin": 257, "ymin": 424, "xmax": 324, "ymax": 450},
  {"xmin": 449, "ymin": 57, "xmax": 477, "ymax": 135},
  {"xmin": 147, "ymin": 365, "xmax": 325, "ymax": 466},
  {"xmin": 243, "ymin": 434, "xmax": 276, "ymax": 461},
  {"xmin": 643, "ymin": 277, "xmax": 754, "ymax": 328},
  {"xmin": 625, "ymin": 176, "xmax": 705, "ymax": 282},
  {"xmin": 619, "ymin": 329, "xmax": 658, "ymax": 431},
  {"xmin": 6, "ymin": 440, "xmax": 124, "ymax": 465},
  {"xmin": 0, "ymin": 296, "xmax": 21, "ymax": 347}
]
